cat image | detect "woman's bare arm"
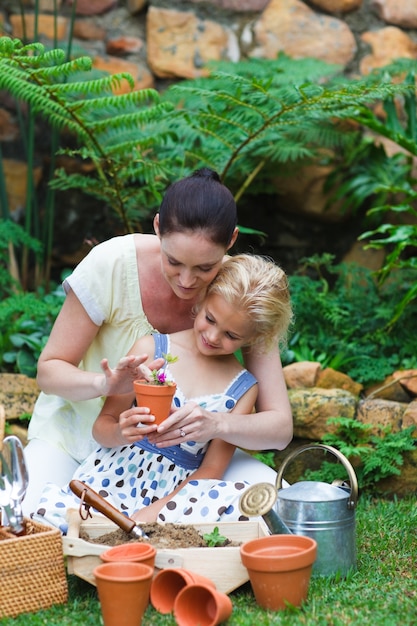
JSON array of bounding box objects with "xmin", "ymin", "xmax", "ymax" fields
[{"xmin": 36, "ymin": 289, "xmax": 155, "ymax": 401}]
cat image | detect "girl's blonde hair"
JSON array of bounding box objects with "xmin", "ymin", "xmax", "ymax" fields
[{"xmin": 205, "ymin": 254, "xmax": 293, "ymax": 352}]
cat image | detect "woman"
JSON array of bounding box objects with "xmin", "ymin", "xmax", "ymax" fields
[
  {"xmin": 23, "ymin": 169, "xmax": 293, "ymax": 515},
  {"xmin": 35, "ymin": 254, "xmax": 292, "ymax": 532}
]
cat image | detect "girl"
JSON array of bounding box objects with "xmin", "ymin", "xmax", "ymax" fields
[{"xmin": 35, "ymin": 254, "xmax": 292, "ymax": 532}]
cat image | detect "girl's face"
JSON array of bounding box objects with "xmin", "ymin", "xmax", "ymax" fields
[
  {"xmin": 194, "ymin": 293, "xmax": 254, "ymax": 356},
  {"xmin": 158, "ymin": 231, "xmax": 231, "ymax": 301}
]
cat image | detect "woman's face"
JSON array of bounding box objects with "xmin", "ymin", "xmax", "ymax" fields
[
  {"xmin": 158, "ymin": 230, "xmax": 229, "ymax": 301},
  {"xmin": 193, "ymin": 293, "xmax": 253, "ymax": 356}
]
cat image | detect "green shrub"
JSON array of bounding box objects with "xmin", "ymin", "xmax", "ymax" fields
[
  {"xmin": 302, "ymin": 417, "xmax": 416, "ymax": 490},
  {"xmin": 282, "ymin": 254, "xmax": 417, "ymax": 385}
]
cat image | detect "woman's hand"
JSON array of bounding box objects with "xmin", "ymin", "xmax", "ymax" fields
[
  {"xmin": 147, "ymin": 402, "xmax": 221, "ymax": 447},
  {"xmin": 100, "ymin": 355, "xmax": 165, "ymax": 396}
]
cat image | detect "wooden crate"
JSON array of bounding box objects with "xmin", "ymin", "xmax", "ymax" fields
[{"xmin": 63, "ymin": 509, "xmax": 269, "ymax": 594}]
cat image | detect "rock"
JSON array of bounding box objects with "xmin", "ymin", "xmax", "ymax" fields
[
  {"xmin": 73, "ymin": 19, "xmax": 107, "ymax": 41},
  {"xmin": 146, "ymin": 6, "xmax": 234, "ymax": 79},
  {"xmin": 309, "ymin": 0, "xmax": 362, "ymax": 12},
  {"xmin": 92, "ymin": 55, "xmax": 154, "ymax": 92},
  {"xmin": 341, "ymin": 241, "xmax": 385, "ymax": 272},
  {"xmin": 402, "ymin": 400, "xmax": 417, "ymax": 435},
  {"xmin": 127, "ymin": 0, "xmax": 147, "ymax": 15},
  {"xmin": 0, "ymin": 108, "xmax": 19, "ymax": 142},
  {"xmin": 0, "ymin": 374, "xmax": 39, "ymax": 422},
  {"xmin": 252, "ymin": 0, "xmax": 356, "ymax": 67},
  {"xmin": 106, "ymin": 36, "xmax": 144, "ymax": 56},
  {"xmin": 7, "ymin": 424, "xmax": 29, "ymax": 447},
  {"xmin": 188, "ymin": 0, "xmax": 270, "ymax": 10},
  {"xmin": 289, "ymin": 387, "xmax": 357, "ymax": 440},
  {"xmin": 2, "ymin": 159, "xmax": 43, "ymax": 214},
  {"xmin": 283, "ymin": 361, "xmax": 321, "ymax": 388},
  {"xmin": 375, "ymin": 448, "xmax": 417, "ymax": 496},
  {"xmin": 365, "ymin": 375, "xmax": 412, "ymax": 403},
  {"xmin": 392, "ymin": 369, "xmax": 417, "ymax": 396},
  {"xmin": 0, "ymin": 405, "xmax": 4, "ymax": 443},
  {"xmin": 371, "ymin": 0, "xmax": 417, "ymax": 29},
  {"xmin": 356, "ymin": 397, "xmax": 407, "ymax": 436},
  {"xmin": 316, "ymin": 367, "xmax": 363, "ymax": 396},
  {"xmin": 67, "ymin": 0, "xmax": 118, "ymax": 17},
  {"xmin": 37, "ymin": 0, "xmax": 63, "ymax": 10},
  {"xmin": 10, "ymin": 13, "xmax": 68, "ymax": 40},
  {"xmin": 272, "ymin": 161, "xmax": 349, "ymax": 222},
  {"xmin": 360, "ymin": 27, "xmax": 417, "ymax": 75}
]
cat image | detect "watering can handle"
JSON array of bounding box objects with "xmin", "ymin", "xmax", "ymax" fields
[{"xmin": 275, "ymin": 444, "xmax": 358, "ymax": 510}]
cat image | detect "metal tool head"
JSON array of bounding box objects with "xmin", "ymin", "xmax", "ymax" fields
[{"xmin": 0, "ymin": 446, "xmax": 25, "ymax": 534}]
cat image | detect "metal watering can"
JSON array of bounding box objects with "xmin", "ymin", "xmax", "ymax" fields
[{"xmin": 275, "ymin": 443, "xmax": 358, "ymax": 577}]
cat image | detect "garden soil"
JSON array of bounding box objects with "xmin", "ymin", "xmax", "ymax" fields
[{"xmin": 80, "ymin": 522, "xmax": 239, "ymax": 549}]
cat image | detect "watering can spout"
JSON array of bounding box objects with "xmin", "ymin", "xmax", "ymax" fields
[{"xmin": 238, "ymin": 482, "xmax": 292, "ymax": 535}]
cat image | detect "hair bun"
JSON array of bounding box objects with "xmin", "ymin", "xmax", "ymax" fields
[{"xmin": 192, "ymin": 167, "xmax": 221, "ymax": 182}]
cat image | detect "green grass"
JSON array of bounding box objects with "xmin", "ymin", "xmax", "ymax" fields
[{"xmin": 1, "ymin": 496, "xmax": 416, "ymax": 625}]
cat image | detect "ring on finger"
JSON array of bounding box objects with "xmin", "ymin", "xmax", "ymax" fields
[{"xmin": 179, "ymin": 428, "xmax": 186, "ymax": 438}]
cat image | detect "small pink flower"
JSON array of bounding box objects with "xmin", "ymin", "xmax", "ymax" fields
[{"xmin": 157, "ymin": 371, "xmax": 167, "ymax": 384}]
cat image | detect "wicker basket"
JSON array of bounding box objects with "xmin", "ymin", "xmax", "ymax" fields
[{"xmin": 0, "ymin": 518, "xmax": 68, "ymax": 618}]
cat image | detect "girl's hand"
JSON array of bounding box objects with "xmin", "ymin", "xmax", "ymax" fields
[
  {"xmin": 100, "ymin": 355, "xmax": 165, "ymax": 396},
  {"xmin": 148, "ymin": 402, "xmax": 221, "ymax": 447},
  {"xmin": 132, "ymin": 502, "xmax": 160, "ymax": 524},
  {"xmin": 118, "ymin": 406, "xmax": 158, "ymax": 443}
]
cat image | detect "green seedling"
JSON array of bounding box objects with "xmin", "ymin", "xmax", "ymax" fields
[{"xmin": 203, "ymin": 526, "xmax": 228, "ymax": 547}]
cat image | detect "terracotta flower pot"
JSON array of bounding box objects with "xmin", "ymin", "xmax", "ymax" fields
[
  {"xmin": 100, "ymin": 542, "xmax": 156, "ymax": 569},
  {"xmin": 240, "ymin": 534, "xmax": 317, "ymax": 610},
  {"xmin": 150, "ymin": 567, "xmax": 216, "ymax": 614},
  {"xmin": 94, "ymin": 561, "xmax": 153, "ymax": 626},
  {"xmin": 174, "ymin": 583, "xmax": 233, "ymax": 626},
  {"xmin": 133, "ymin": 379, "xmax": 177, "ymax": 425}
]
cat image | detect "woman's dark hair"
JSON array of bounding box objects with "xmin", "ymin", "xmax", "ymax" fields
[{"xmin": 158, "ymin": 168, "xmax": 237, "ymax": 247}]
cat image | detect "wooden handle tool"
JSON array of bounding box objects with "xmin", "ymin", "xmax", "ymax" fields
[{"xmin": 69, "ymin": 479, "xmax": 148, "ymax": 539}]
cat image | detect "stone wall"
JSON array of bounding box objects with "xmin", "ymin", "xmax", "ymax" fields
[
  {"xmin": 2, "ymin": 363, "xmax": 416, "ymax": 495},
  {"xmin": 1, "ymin": 0, "xmax": 417, "ymax": 271},
  {"xmin": 3, "ymin": 1, "xmax": 417, "ymax": 81}
]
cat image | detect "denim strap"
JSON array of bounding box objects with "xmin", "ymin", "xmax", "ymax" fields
[{"xmin": 135, "ymin": 438, "xmax": 204, "ymax": 470}]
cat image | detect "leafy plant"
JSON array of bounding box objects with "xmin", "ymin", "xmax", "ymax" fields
[
  {"xmin": 203, "ymin": 526, "xmax": 228, "ymax": 547},
  {"xmin": 252, "ymin": 451, "xmax": 276, "ymax": 468},
  {"xmin": 325, "ymin": 63, "xmax": 417, "ymax": 327},
  {"xmin": 0, "ymin": 0, "xmax": 79, "ymax": 290},
  {"xmin": 0, "ymin": 36, "xmax": 175, "ymax": 289},
  {"xmin": 302, "ymin": 417, "xmax": 416, "ymax": 490},
  {"xmin": 2, "ymin": 39, "xmax": 417, "ymax": 284},
  {"xmin": 139, "ymin": 352, "xmax": 178, "ymax": 385},
  {"xmin": 0, "ymin": 285, "xmax": 65, "ymax": 376},
  {"xmin": 161, "ymin": 56, "xmax": 416, "ymax": 198},
  {"xmin": 282, "ymin": 254, "xmax": 417, "ymax": 385},
  {"xmin": 0, "ymin": 219, "xmax": 43, "ymax": 295}
]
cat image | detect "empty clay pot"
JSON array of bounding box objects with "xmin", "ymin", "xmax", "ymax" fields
[
  {"xmin": 133, "ymin": 379, "xmax": 177, "ymax": 425},
  {"xmin": 240, "ymin": 534, "xmax": 317, "ymax": 610},
  {"xmin": 94, "ymin": 561, "xmax": 153, "ymax": 626},
  {"xmin": 100, "ymin": 542, "xmax": 156, "ymax": 569},
  {"xmin": 174, "ymin": 583, "xmax": 233, "ymax": 626},
  {"xmin": 150, "ymin": 568, "xmax": 216, "ymax": 614}
]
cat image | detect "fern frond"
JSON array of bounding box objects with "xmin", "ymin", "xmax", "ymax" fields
[{"xmin": 64, "ymin": 87, "xmax": 160, "ymax": 110}]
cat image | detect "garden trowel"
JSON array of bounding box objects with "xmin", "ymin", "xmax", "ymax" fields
[{"xmin": 69, "ymin": 479, "xmax": 149, "ymax": 539}]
